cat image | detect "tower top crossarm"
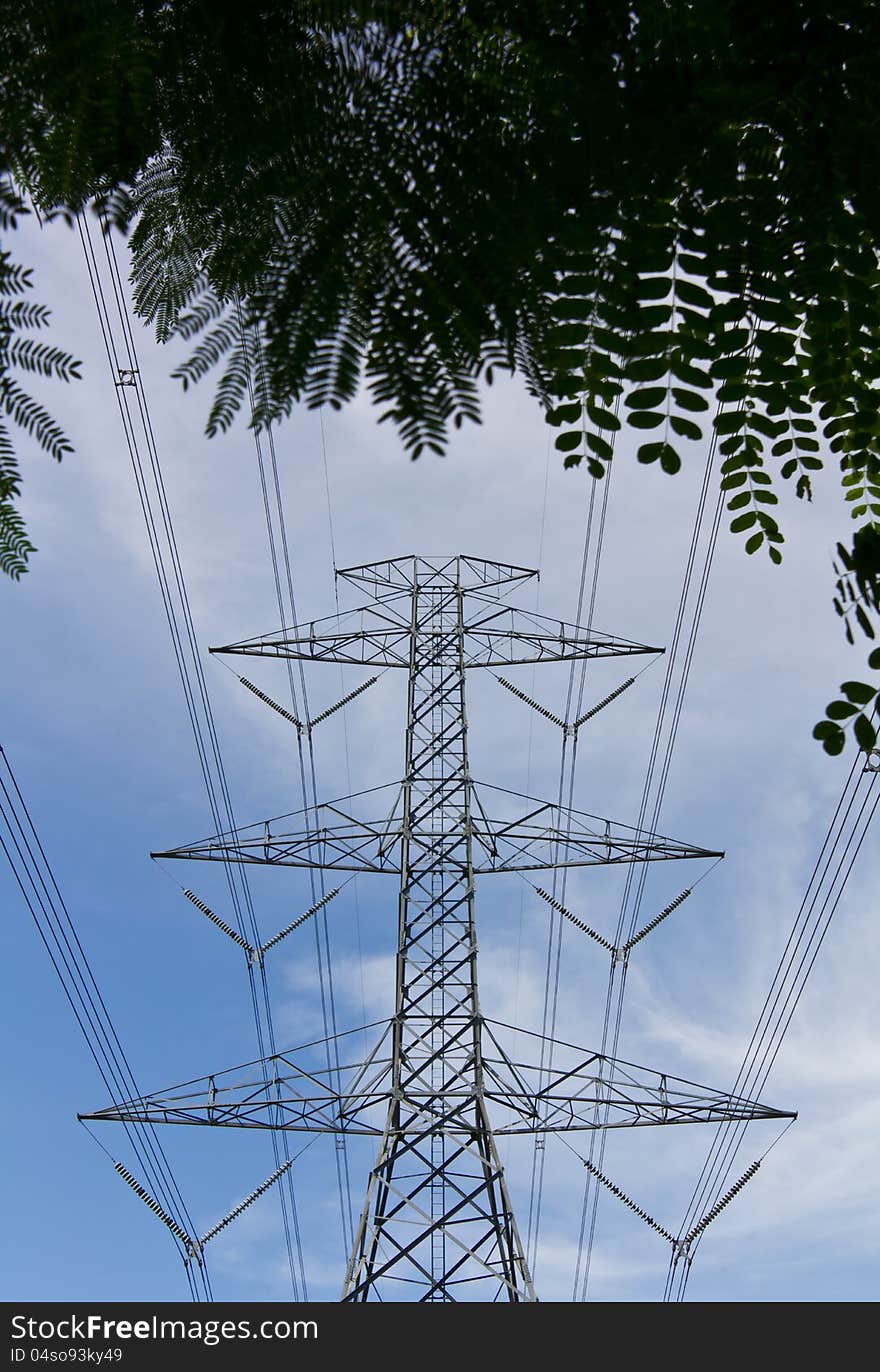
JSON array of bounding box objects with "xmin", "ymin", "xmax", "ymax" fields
[
  {"xmin": 336, "ymin": 555, "xmax": 539, "ymax": 596},
  {"xmin": 212, "ymin": 555, "xmax": 662, "ymax": 669}
]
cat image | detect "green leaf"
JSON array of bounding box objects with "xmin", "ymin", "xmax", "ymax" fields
[
  {"xmin": 752, "ymin": 300, "xmax": 798, "ymax": 327},
  {"xmin": 547, "ymin": 401, "xmax": 582, "ymax": 427},
  {"xmin": 841, "ymin": 680, "xmax": 878, "ymax": 705},
  {"xmin": 717, "ymin": 326, "xmax": 751, "ymax": 349},
  {"xmin": 659, "ymin": 444, "xmax": 681, "ymax": 474},
  {"xmin": 854, "ymin": 712, "xmax": 878, "ymax": 750},
  {"xmin": 755, "ymin": 330, "xmax": 797, "ymax": 358},
  {"xmin": 727, "ymin": 491, "xmax": 751, "ymax": 510},
  {"xmin": 769, "ymin": 545, "xmax": 783, "ymax": 565},
  {"xmin": 672, "ymin": 387, "xmax": 710, "ymax": 412},
  {"xmin": 868, "ymin": 647, "xmax": 880, "ymax": 670},
  {"xmin": 826, "ymin": 700, "xmax": 859, "ymax": 720},
  {"xmin": 625, "ymin": 387, "xmax": 667, "ymax": 409},
  {"xmin": 715, "ymin": 410, "xmax": 748, "ymax": 434},
  {"xmin": 675, "ymin": 280, "xmax": 713, "ymax": 310},
  {"xmin": 710, "ymin": 356, "xmax": 749, "ymax": 380},
  {"xmin": 554, "ymin": 300, "xmax": 595, "ymax": 322},
  {"xmin": 637, "ymin": 442, "xmax": 664, "ymax": 464},
  {"xmin": 731, "ymin": 511, "xmax": 758, "ymax": 532},
  {"xmin": 636, "ymin": 304, "xmax": 673, "ymax": 329},
  {"xmin": 710, "ymin": 300, "xmax": 747, "ymax": 326},
  {"xmin": 670, "ymin": 414, "xmax": 702, "ymax": 441},
  {"xmin": 559, "ymin": 274, "xmax": 598, "ymax": 294},
  {"xmin": 747, "ymin": 413, "xmax": 785, "ymax": 439},
  {"xmin": 717, "ymin": 381, "xmax": 749, "ymax": 404},
  {"xmin": 586, "ymin": 431, "xmax": 613, "ymax": 460},
  {"xmin": 555, "ymin": 430, "xmax": 583, "ymax": 453},
  {"xmin": 627, "ymin": 411, "xmax": 665, "ymax": 429},
  {"xmin": 745, "ymin": 531, "xmax": 764, "ymax": 553},
  {"xmin": 678, "ymin": 335, "xmax": 714, "ymax": 361},
  {"xmin": 671, "ymin": 360, "xmax": 713, "ymax": 389},
  {"xmin": 813, "ymin": 720, "xmax": 846, "ymax": 754},
  {"xmin": 637, "ymin": 277, "xmax": 671, "ymax": 300},
  {"xmin": 550, "ymin": 322, "xmax": 592, "ymax": 345},
  {"xmin": 586, "ymin": 403, "xmax": 621, "ymax": 431},
  {"xmin": 625, "ymin": 357, "xmax": 669, "ymax": 382}
]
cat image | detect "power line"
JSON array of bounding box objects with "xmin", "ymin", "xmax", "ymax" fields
[
  {"xmin": 75, "ymin": 211, "xmax": 308, "ymax": 1298},
  {"xmin": 574, "ymin": 417, "xmax": 726, "ymax": 1299},
  {"xmin": 236, "ymin": 312, "xmax": 356, "ymax": 1254},
  {"xmin": 664, "ymin": 745, "xmax": 879, "ymax": 1300},
  {"xmin": 0, "ymin": 745, "xmax": 211, "ymax": 1301},
  {"xmin": 526, "ymin": 407, "xmax": 617, "ymax": 1275}
]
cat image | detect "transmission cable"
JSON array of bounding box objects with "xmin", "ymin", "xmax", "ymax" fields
[
  {"xmin": 0, "ymin": 746, "xmax": 211, "ymax": 1300},
  {"xmin": 99, "ymin": 224, "xmax": 307, "ymax": 1298},
  {"xmin": 513, "ymin": 434, "xmax": 554, "ymax": 1034},
  {"xmin": 321, "ymin": 410, "xmax": 370, "ymax": 1056},
  {"xmin": 76, "ymin": 212, "xmax": 308, "ymax": 1297},
  {"xmin": 235, "ymin": 309, "xmax": 356, "ymax": 1254},
  {"xmin": 525, "ymin": 408, "xmax": 616, "ymax": 1274},
  {"xmin": 664, "ymin": 746, "xmax": 879, "ymax": 1300},
  {"xmin": 574, "ymin": 406, "xmax": 727, "ymax": 1300}
]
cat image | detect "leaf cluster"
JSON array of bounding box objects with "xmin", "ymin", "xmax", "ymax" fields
[
  {"xmin": 2, "ymin": 1, "xmax": 879, "ymax": 747},
  {"xmin": 0, "ymin": 176, "xmax": 81, "ymax": 577}
]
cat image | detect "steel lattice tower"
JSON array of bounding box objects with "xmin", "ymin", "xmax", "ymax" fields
[{"xmin": 83, "ymin": 555, "xmax": 793, "ymax": 1300}]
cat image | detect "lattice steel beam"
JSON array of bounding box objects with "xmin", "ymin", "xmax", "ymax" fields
[
  {"xmin": 81, "ymin": 1018, "xmax": 794, "ymax": 1138},
  {"xmin": 152, "ymin": 786, "xmax": 720, "ymax": 875}
]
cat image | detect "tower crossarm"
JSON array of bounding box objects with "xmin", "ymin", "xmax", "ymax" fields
[
  {"xmin": 476, "ymin": 1021, "xmax": 795, "ymax": 1135},
  {"xmin": 468, "ymin": 784, "xmax": 722, "ymax": 873},
  {"xmin": 210, "ymin": 585, "xmax": 661, "ymax": 672},
  {"xmin": 212, "ymin": 594, "xmax": 414, "ymax": 667},
  {"xmin": 461, "ymin": 594, "xmax": 662, "ymax": 666},
  {"xmin": 150, "ymin": 785, "xmax": 405, "ymax": 873},
  {"xmin": 149, "ymin": 782, "xmax": 721, "ymax": 880},
  {"xmin": 80, "ymin": 1023, "xmax": 397, "ymax": 1137},
  {"xmin": 336, "ymin": 555, "xmax": 539, "ymax": 595},
  {"xmin": 81, "ymin": 1020, "xmax": 794, "ymax": 1138}
]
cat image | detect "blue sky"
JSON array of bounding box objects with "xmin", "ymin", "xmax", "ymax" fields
[{"xmin": 1, "ymin": 210, "xmax": 878, "ymax": 1303}]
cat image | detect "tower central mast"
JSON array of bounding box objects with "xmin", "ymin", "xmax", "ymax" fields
[{"xmin": 344, "ymin": 557, "xmax": 532, "ymax": 1301}]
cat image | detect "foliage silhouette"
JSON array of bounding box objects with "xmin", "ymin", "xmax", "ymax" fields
[{"xmin": 1, "ymin": 1, "xmax": 878, "ymax": 746}]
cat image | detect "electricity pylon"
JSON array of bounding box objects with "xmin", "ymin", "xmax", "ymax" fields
[{"xmin": 83, "ymin": 556, "xmax": 793, "ymax": 1300}]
